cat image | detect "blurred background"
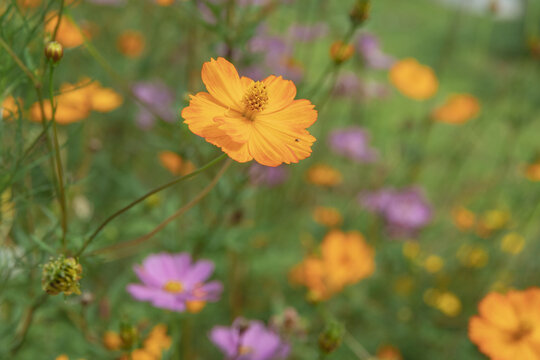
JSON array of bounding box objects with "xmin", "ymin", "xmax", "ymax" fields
[{"xmin": 1, "ymin": 0, "xmax": 540, "ymax": 359}]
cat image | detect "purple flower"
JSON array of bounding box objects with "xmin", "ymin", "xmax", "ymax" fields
[
  {"xmin": 287, "ymin": 23, "xmax": 328, "ymax": 42},
  {"xmin": 333, "ymin": 72, "xmax": 390, "ymax": 100},
  {"xmin": 356, "ymin": 33, "xmax": 395, "ymax": 70},
  {"xmin": 132, "ymin": 81, "xmax": 175, "ymax": 129},
  {"xmin": 328, "ymin": 127, "xmax": 379, "ymax": 163},
  {"xmin": 359, "ymin": 187, "xmax": 432, "ymax": 237},
  {"xmin": 127, "ymin": 252, "xmax": 223, "ymax": 312},
  {"xmin": 210, "ymin": 318, "xmax": 290, "ymax": 360},
  {"xmin": 249, "ymin": 164, "xmax": 289, "ymax": 187}
]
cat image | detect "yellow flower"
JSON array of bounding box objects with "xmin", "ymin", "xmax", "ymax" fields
[
  {"xmin": 476, "ymin": 209, "xmax": 510, "ymax": 238},
  {"xmin": 469, "ymin": 288, "xmax": 540, "ymax": 360},
  {"xmin": 389, "ymin": 58, "xmax": 438, "ymax": 100},
  {"xmin": 402, "ymin": 241, "xmax": 420, "ymax": 260},
  {"xmin": 500, "ymin": 232, "xmax": 525, "ymax": 255},
  {"xmin": 313, "ymin": 206, "xmax": 343, "ymax": 228},
  {"xmin": 525, "ymin": 162, "xmax": 540, "ymax": 181},
  {"xmin": 423, "ymin": 255, "xmax": 444, "ymax": 273},
  {"xmin": 432, "ymin": 94, "xmax": 480, "ymax": 124},
  {"xmin": 181, "ymin": 57, "xmax": 317, "ymax": 166},
  {"xmin": 158, "ymin": 151, "xmax": 195, "ymax": 176},
  {"xmin": 117, "ymin": 30, "xmax": 145, "ymax": 58},
  {"xmin": 306, "ymin": 164, "xmax": 342, "ymax": 187},
  {"xmin": 330, "ymin": 41, "xmax": 354, "ymax": 64},
  {"xmin": 424, "ymin": 288, "xmax": 462, "ymax": 317},
  {"xmin": 393, "ymin": 276, "xmax": 414, "ymax": 296},
  {"xmin": 452, "ymin": 206, "xmax": 476, "ymax": 231}
]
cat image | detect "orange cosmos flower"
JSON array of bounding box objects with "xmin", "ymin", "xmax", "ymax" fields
[
  {"xmin": 313, "ymin": 206, "xmax": 343, "ymax": 228},
  {"xmin": 1, "ymin": 96, "xmax": 23, "ymax": 121},
  {"xmin": 103, "ymin": 331, "xmax": 123, "ymax": 350},
  {"xmin": 30, "ymin": 79, "xmax": 122, "ymax": 124},
  {"xmin": 117, "ymin": 30, "xmax": 145, "ymax": 58},
  {"xmin": 389, "ymin": 58, "xmax": 438, "ymax": 100},
  {"xmin": 45, "ymin": 13, "xmax": 86, "ymax": 48},
  {"xmin": 306, "ymin": 164, "xmax": 342, "ymax": 187},
  {"xmin": 181, "ymin": 57, "xmax": 317, "ymax": 167},
  {"xmin": 526, "ymin": 162, "xmax": 540, "ymax": 181},
  {"xmin": 158, "ymin": 151, "xmax": 195, "ymax": 176},
  {"xmin": 377, "ymin": 345, "xmax": 403, "ymax": 360},
  {"xmin": 469, "ymin": 288, "xmax": 540, "ymax": 360},
  {"xmin": 290, "ymin": 230, "xmax": 374, "ymax": 301},
  {"xmin": 330, "ymin": 41, "xmax": 354, "ymax": 64},
  {"xmin": 452, "ymin": 206, "xmax": 476, "ymax": 231},
  {"xmin": 156, "ymin": 0, "xmax": 175, "ymax": 5},
  {"xmin": 18, "ymin": 0, "xmax": 41, "ymax": 8},
  {"xmin": 433, "ymin": 94, "xmax": 480, "ymax": 124}
]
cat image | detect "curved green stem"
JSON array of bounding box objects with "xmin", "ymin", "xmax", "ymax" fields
[
  {"xmin": 76, "ymin": 153, "xmax": 228, "ymax": 256},
  {"xmin": 48, "ymin": 64, "xmax": 68, "ymax": 249}
]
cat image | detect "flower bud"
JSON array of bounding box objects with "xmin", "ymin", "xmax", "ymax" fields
[
  {"xmin": 119, "ymin": 323, "xmax": 138, "ymax": 350},
  {"xmin": 41, "ymin": 256, "xmax": 82, "ymax": 296},
  {"xmin": 318, "ymin": 321, "xmax": 344, "ymax": 354},
  {"xmin": 44, "ymin": 41, "xmax": 63, "ymax": 63},
  {"xmin": 350, "ymin": 0, "xmax": 370, "ymax": 26},
  {"xmin": 330, "ymin": 41, "xmax": 354, "ymax": 64}
]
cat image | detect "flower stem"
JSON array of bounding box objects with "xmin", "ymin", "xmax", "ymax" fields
[
  {"xmin": 48, "ymin": 63, "xmax": 69, "ymax": 250},
  {"xmin": 76, "ymin": 153, "xmax": 228, "ymax": 256},
  {"xmin": 89, "ymin": 158, "xmax": 232, "ymax": 258}
]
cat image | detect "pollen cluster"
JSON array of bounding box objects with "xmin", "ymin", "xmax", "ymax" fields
[{"xmin": 242, "ymin": 81, "xmax": 269, "ymax": 112}]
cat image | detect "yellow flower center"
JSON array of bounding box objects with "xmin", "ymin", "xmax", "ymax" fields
[
  {"xmin": 238, "ymin": 346, "xmax": 253, "ymax": 355},
  {"xmin": 186, "ymin": 300, "xmax": 206, "ymax": 314},
  {"xmin": 162, "ymin": 281, "xmax": 183, "ymax": 294},
  {"xmin": 242, "ymin": 81, "xmax": 268, "ymax": 116}
]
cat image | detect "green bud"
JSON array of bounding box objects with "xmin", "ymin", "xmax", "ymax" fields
[
  {"xmin": 41, "ymin": 256, "xmax": 82, "ymax": 296},
  {"xmin": 318, "ymin": 321, "xmax": 345, "ymax": 354},
  {"xmin": 44, "ymin": 41, "xmax": 63, "ymax": 63},
  {"xmin": 350, "ymin": 0, "xmax": 370, "ymax": 26}
]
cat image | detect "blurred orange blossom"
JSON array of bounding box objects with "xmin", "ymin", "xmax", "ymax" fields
[
  {"xmin": 181, "ymin": 57, "xmax": 317, "ymax": 167},
  {"xmin": 469, "ymin": 288, "xmax": 540, "ymax": 360},
  {"xmin": 290, "ymin": 230, "xmax": 374, "ymax": 301},
  {"xmin": 433, "ymin": 94, "xmax": 480, "ymax": 124},
  {"xmin": 389, "ymin": 58, "xmax": 438, "ymax": 100}
]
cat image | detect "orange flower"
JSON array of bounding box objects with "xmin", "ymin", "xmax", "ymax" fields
[
  {"xmin": 313, "ymin": 206, "xmax": 343, "ymax": 228},
  {"xmin": 117, "ymin": 30, "xmax": 145, "ymax": 58},
  {"xmin": 290, "ymin": 230, "xmax": 374, "ymax": 301},
  {"xmin": 452, "ymin": 206, "xmax": 476, "ymax": 231},
  {"xmin": 389, "ymin": 58, "xmax": 438, "ymax": 100},
  {"xmin": 306, "ymin": 164, "xmax": 342, "ymax": 187},
  {"xmin": 181, "ymin": 57, "xmax": 317, "ymax": 167},
  {"xmin": 469, "ymin": 288, "xmax": 540, "ymax": 360},
  {"xmin": 433, "ymin": 94, "xmax": 480, "ymax": 124},
  {"xmin": 30, "ymin": 79, "xmax": 122, "ymax": 124},
  {"xmin": 1, "ymin": 96, "xmax": 23, "ymax": 120},
  {"xmin": 103, "ymin": 331, "xmax": 123, "ymax": 350},
  {"xmin": 330, "ymin": 41, "xmax": 354, "ymax": 64},
  {"xmin": 156, "ymin": 0, "xmax": 174, "ymax": 5},
  {"xmin": 45, "ymin": 13, "xmax": 86, "ymax": 48},
  {"xmin": 526, "ymin": 162, "xmax": 540, "ymax": 181},
  {"xmin": 158, "ymin": 151, "xmax": 195, "ymax": 176},
  {"xmin": 377, "ymin": 345, "xmax": 403, "ymax": 360},
  {"xmin": 18, "ymin": 0, "xmax": 41, "ymax": 8}
]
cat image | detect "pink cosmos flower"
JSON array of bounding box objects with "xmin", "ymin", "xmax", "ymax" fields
[{"xmin": 127, "ymin": 252, "xmax": 223, "ymax": 312}]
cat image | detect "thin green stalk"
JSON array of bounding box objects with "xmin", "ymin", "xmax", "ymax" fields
[
  {"xmin": 76, "ymin": 153, "xmax": 228, "ymax": 256},
  {"xmin": 52, "ymin": 0, "xmax": 65, "ymax": 40},
  {"xmin": 48, "ymin": 64, "xmax": 68, "ymax": 249}
]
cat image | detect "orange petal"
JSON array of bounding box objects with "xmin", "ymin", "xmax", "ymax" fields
[
  {"xmin": 215, "ymin": 112, "xmax": 253, "ymax": 143},
  {"xmin": 478, "ymin": 292, "xmax": 520, "ymax": 332},
  {"xmin": 261, "ymin": 75, "xmax": 296, "ymax": 113},
  {"xmin": 201, "ymin": 58, "xmax": 245, "ymax": 111},
  {"xmin": 257, "ymin": 99, "xmax": 317, "ymax": 129},
  {"xmin": 182, "ymin": 92, "xmax": 229, "ymax": 145}
]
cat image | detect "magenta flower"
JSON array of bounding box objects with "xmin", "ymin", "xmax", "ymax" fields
[
  {"xmin": 356, "ymin": 33, "xmax": 395, "ymax": 70},
  {"xmin": 249, "ymin": 164, "xmax": 289, "ymax": 187},
  {"xmin": 360, "ymin": 187, "xmax": 432, "ymax": 237},
  {"xmin": 127, "ymin": 253, "xmax": 223, "ymax": 312},
  {"xmin": 210, "ymin": 318, "xmax": 290, "ymax": 360},
  {"xmin": 328, "ymin": 127, "xmax": 379, "ymax": 163}
]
